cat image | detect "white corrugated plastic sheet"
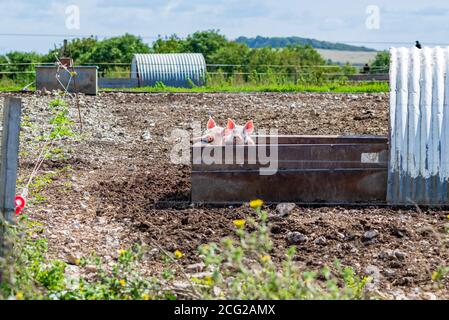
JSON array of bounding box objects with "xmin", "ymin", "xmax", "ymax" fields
[
  {"xmin": 388, "ymin": 47, "xmax": 449, "ymax": 205},
  {"xmin": 131, "ymin": 53, "xmax": 206, "ymax": 87}
]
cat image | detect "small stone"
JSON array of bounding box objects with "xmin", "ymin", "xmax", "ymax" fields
[
  {"xmin": 363, "ymin": 230, "xmax": 379, "ymax": 241},
  {"xmin": 286, "ymin": 231, "xmax": 308, "ymax": 245},
  {"xmin": 389, "ymin": 260, "xmax": 404, "ymax": 269},
  {"xmin": 313, "ymin": 236, "xmax": 327, "ymax": 245},
  {"xmin": 398, "ymin": 277, "xmax": 413, "ymax": 285},
  {"xmin": 393, "ymin": 249, "xmax": 406, "ymax": 260},
  {"xmin": 349, "ymin": 246, "xmax": 359, "ymax": 254},
  {"xmin": 365, "ymin": 265, "xmax": 381, "ymax": 280},
  {"xmin": 172, "ymin": 281, "xmax": 190, "ymax": 290},
  {"xmin": 382, "ymin": 268, "xmax": 396, "ymax": 278},
  {"xmin": 276, "ymin": 203, "xmax": 296, "ymax": 217},
  {"xmin": 335, "ymin": 231, "xmax": 345, "ymax": 240},
  {"xmin": 378, "ymin": 249, "xmax": 395, "ymax": 260},
  {"xmin": 141, "ymin": 131, "xmax": 151, "ymax": 141},
  {"xmin": 84, "ymin": 265, "xmax": 98, "ymax": 273},
  {"xmin": 93, "ymin": 132, "xmax": 102, "ymax": 139},
  {"xmin": 344, "ymin": 233, "xmax": 357, "ymax": 241},
  {"xmin": 143, "ymin": 248, "xmax": 159, "ymax": 259},
  {"xmin": 392, "ymin": 290, "xmax": 408, "ymax": 300},
  {"xmin": 417, "ymin": 226, "xmax": 438, "ymax": 238},
  {"xmin": 411, "ymin": 287, "xmax": 421, "ymax": 296},
  {"xmin": 213, "ymin": 286, "xmax": 222, "ymax": 297},
  {"xmin": 423, "ymin": 292, "xmax": 437, "ymax": 300},
  {"xmin": 391, "ymin": 227, "xmax": 407, "ymax": 238},
  {"xmin": 186, "ymin": 262, "xmax": 205, "ymax": 273},
  {"xmin": 66, "ymin": 254, "xmax": 80, "ymax": 265},
  {"xmin": 97, "ymin": 217, "xmax": 107, "ymax": 224}
]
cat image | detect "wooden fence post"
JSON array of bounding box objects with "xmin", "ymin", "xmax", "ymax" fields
[{"xmin": 0, "ymin": 97, "xmax": 22, "ymax": 260}]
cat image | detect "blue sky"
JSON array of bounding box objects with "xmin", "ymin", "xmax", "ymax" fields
[{"xmin": 1, "ymin": 0, "xmax": 449, "ymax": 53}]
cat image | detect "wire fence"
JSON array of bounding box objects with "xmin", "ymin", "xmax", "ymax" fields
[
  {"xmin": 0, "ymin": 62, "xmax": 390, "ymax": 79},
  {"xmin": 0, "ymin": 70, "xmax": 389, "ymax": 78},
  {"xmin": 0, "ymin": 62, "xmax": 389, "ymax": 68}
]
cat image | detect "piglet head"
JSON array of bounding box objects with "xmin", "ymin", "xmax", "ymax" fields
[
  {"xmin": 225, "ymin": 119, "xmax": 255, "ymax": 145},
  {"xmin": 195, "ymin": 117, "xmax": 228, "ymax": 145}
]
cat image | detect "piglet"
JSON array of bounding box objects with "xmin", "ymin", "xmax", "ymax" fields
[
  {"xmin": 193, "ymin": 117, "xmax": 228, "ymax": 146},
  {"xmin": 224, "ymin": 119, "xmax": 255, "ymax": 145}
]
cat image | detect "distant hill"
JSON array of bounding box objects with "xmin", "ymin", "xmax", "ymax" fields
[{"xmin": 235, "ymin": 36, "xmax": 376, "ymax": 52}]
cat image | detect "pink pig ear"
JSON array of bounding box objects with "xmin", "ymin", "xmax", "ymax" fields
[
  {"xmin": 244, "ymin": 120, "xmax": 254, "ymax": 134},
  {"xmin": 227, "ymin": 118, "xmax": 236, "ymax": 130},
  {"xmin": 207, "ymin": 117, "xmax": 216, "ymax": 129}
]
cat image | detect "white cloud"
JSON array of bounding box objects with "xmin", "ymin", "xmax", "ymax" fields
[{"xmin": 0, "ymin": 0, "xmax": 449, "ymax": 53}]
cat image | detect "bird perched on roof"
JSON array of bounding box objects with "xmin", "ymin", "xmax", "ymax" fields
[{"xmin": 415, "ymin": 41, "xmax": 422, "ymax": 49}]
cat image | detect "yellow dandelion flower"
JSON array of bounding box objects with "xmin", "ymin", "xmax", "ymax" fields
[
  {"xmin": 249, "ymin": 199, "xmax": 264, "ymax": 208},
  {"xmin": 118, "ymin": 249, "xmax": 127, "ymax": 256},
  {"xmin": 261, "ymin": 255, "xmax": 271, "ymax": 263},
  {"xmin": 233, "ymin": 219, "xmax": 246, "ymax": 228},
  {"xmin": 174, "ymin": 250, "xmax": 184, "ymax": 259},
  {"xmin": 15, "ymin": 292, "xmax": 24, "ymax": 300},
  {"xmin": 431, "ymin": 270, "xmax": 443, "ymax": 282},
  {"xmin": 447, "ymin": 214, "xmax": 449, "ymax": 219},
  {"xmin": 203, "ymin": 276, "xmax": 214, "ymax": 286},
  {"xmin": 142, "ymin": 293, "xmax": 151, "ymax": 300},
  {"xmin": 119, "ymin": 279, "xmax": 126, "ymax": 286}
]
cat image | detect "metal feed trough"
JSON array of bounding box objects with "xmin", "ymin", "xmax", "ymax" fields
[{"xmin": 191, "ymin": 135, "xmax": 389, "ymax": 205}]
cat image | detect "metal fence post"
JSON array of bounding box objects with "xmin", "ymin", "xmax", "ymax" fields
[
  {"xmin": 0, "ymin": 97, "xmax": 22, "ymax": 262},
  {"xmin": 0, "ymin": 97, "xmax": 22, "ymax": 220}
]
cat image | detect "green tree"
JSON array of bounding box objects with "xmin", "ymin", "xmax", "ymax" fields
[
  {"xmin": 0, "ymin": 51, "xmax": 43, "ymax": 84},
  {"xmin": 43, "ymin": 37, "xmax": 99, "ymax": 63},
  {"xmin": 83, "ymin": 34, "xmax": 150, "ymax": 71},
  {"xmin": 43, "ymin": 34, "xmax": 150, "ymax": 73},
  {"xmin": 370, "ymin": 51, "xmax": 390, "ymax": 74},
  {"xmin": 246, "ymin": 47, "xmax": 278, "ymax": 73},
  {"xmin": 153, "ymin": 34, "xmax": 184, "ymax": 53},
  {"xmin": 182, "ymin": 30, "xmax": 228, "ymax": 62},
  {"xmin": 208, "ymin": 42, "xmax": 250, "ymax": 74}
]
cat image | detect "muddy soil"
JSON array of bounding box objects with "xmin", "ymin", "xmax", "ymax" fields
[{"xmin": 1, "ymin": 91, "xmax": 447, "ymax": 300}]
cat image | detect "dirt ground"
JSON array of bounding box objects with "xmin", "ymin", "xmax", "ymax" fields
[{"xmin": 1, "ymin": 91, "xmax": 448, "ymax": 300}]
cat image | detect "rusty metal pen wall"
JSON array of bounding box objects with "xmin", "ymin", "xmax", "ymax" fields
[{"xmin": 388, "ymin": 47, "xmax": 449, "ymax": 205}]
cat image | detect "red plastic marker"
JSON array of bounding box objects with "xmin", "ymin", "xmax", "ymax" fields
[{"xmin": 15, "ymin": 195, "xmax": 26, "ymax": 215}]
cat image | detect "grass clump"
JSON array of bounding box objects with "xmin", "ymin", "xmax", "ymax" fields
[{"xmin": 101, "ymin": 81, "xmax": 388, "ymax": 94}]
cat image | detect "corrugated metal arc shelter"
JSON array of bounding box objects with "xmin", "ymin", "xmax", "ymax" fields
[
  {"xmin": 131, "ymin": 53, "xmax": 206, "ymax": 87},
  {"xmin": 388, "ymin": 47, "xmax": 449, "ymax": 205}
]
